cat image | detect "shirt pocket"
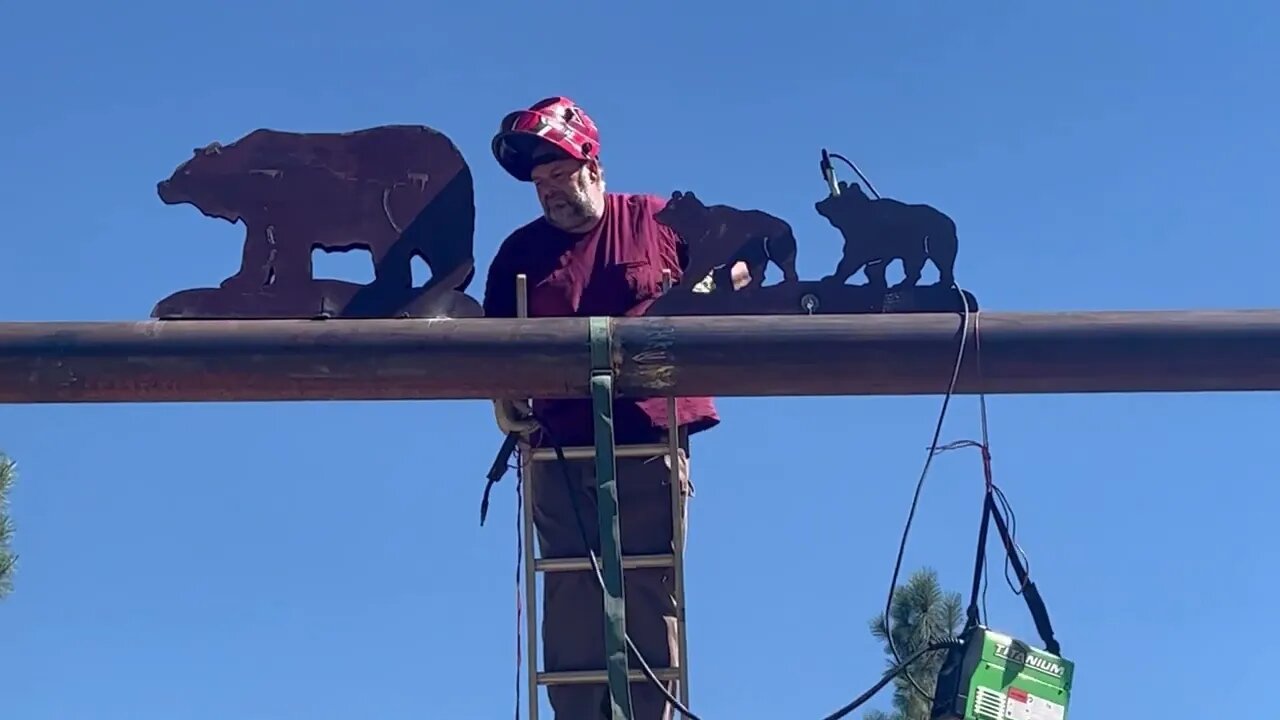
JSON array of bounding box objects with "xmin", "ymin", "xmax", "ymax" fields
[
  {"xmin": 528, "ymin": 265, "xmax": 579, "ymax": 316},
  {"xmin": 590, "ymin": 260, "xmax": 659, "ymax": 316}
]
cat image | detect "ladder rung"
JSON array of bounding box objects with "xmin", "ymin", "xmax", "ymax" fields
[
  {"xmin": 537, "ymin": 667, "xmax": 680, "ymax": 686},
  {"xmin": 527, "ymin": 443, "xmax": 670, "ymax": 462},
  {"xmin": 535, "ymin": 553, "xmax": 674, "ymax": 573}
]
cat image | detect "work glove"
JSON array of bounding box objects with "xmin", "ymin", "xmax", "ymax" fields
[
  {"xmin": 492, "ymin": 398, "xmax": 538, "ymax": 436},
  {"xmin": 480, "ymin": 398, "xmax": 537, "ymax": 527}
]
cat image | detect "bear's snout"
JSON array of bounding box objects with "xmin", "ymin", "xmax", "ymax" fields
[{"xmin": 156, "ymin": 178, "xmax": 189, "ymax": 205}]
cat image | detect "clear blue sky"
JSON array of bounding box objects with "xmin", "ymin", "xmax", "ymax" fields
[{"xmin": 2, "ymin": 2, "xmax": 1277, "ymax": 718}]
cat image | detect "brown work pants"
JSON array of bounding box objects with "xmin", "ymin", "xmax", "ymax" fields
[{"xmin": 528, "ymin": 447, "xmax": 690, "ymax": 719}]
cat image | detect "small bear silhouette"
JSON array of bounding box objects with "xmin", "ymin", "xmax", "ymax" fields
[
  {"xmin": 815, "ymin": 180, "xmax": 958, "ymax": 290},
  {"xmin": 156, "ymin": 125, "xmax": 475, "ymax": 296},
  {"xmin": 655, "ymin": 190, "xmax": 800, "ymax": 292}
]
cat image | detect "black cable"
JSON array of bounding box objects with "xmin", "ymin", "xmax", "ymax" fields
[
  {"xmin": 828, "ymin": 152, "xmax": 882, "ymax": 200},
  {"xmin": 527, "ymin": 414, "xmax": 703, "ymax": 720},
  {"xmin": 818, "ymin": 638, "xmax": 964, "ymax": 720},
  {"xmin": 819, "ymin": 152, "xmax": 983, "ymax": 706},
  {"xmin": 526, "ymin": 417, "xmax": 963, "ymax": 720},
  {"xmin": 877, "ymin": 285, "xmax": 974, "ymax": 704},
  {"xmin": 992, "ymin": 484, "xmax": 1028, "ymax": 595}
]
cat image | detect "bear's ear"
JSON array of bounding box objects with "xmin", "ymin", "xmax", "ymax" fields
[
  {"xmin": 837, "ymin": 180, "xmax": 849, "ymax": 191},
  {"xmin": 671, "ymin": 190, "xmax": 683, "ymax": 200},
  {"xmin": 686, "ymin": 191, "xmax": 699, "ymax": 202}
]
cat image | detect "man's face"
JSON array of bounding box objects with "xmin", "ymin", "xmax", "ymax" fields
[{"xmin": 530, "ymin": 157, "xmax": 603, "ymax": 232}]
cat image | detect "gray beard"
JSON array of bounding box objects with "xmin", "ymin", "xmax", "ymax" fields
[{"xmin": 544, "ymin": 195, "xmax": 599, "ymax": 231}]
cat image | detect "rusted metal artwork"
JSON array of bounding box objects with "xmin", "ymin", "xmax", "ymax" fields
[
  {"xmin": 152, "ymin": 125, "xmax": 482, "ymax": 320},
  {"xmin": 648, "ymin": 183, "xmax": 977, "ymax": 317},
  {"xmin": 149, "ymin": 122, "xmax": 972, "ymax": 321}
]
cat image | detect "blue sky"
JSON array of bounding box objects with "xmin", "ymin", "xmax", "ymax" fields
[{"xmin": 2, "ymin": 1, "xmax": 1278, "ymax": 717}]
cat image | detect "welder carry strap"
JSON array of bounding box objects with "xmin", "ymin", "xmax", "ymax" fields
[
  {"xmin": 590, "ymin": 315, "xmax": 636, "ymax": 719},
  {"xmin": 989, "ymin": 492, "xmax": 1060, "ymax": 655},
  {"xmin": 968, "ymin": 490, "xmax": 1061, "ymax": 656}
]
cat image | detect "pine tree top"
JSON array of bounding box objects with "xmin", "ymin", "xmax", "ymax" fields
[{"xmin": 0, "ymin": 453, "xmax": 16, "ymax": 600}]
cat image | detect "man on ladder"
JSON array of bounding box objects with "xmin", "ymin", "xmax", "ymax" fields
[{"xmin": 483, "ymin": 95, "xmax": 721, "ymax": 719}]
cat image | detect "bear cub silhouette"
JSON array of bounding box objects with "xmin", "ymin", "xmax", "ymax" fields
[
  {"xmin": 655, "ymin": 190, "xmax": 799, "ymax": 293},
  {"xmin": 815, "ymin": 180, "xmax": 957, "ymax": 290}
]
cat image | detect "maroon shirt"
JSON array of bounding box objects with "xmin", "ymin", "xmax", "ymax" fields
[{"xmin": 483, "ymin": 192, "xmax": 720, "ymax": 447}]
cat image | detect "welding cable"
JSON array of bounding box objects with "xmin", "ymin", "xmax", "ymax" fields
[
  {"xmin": 526, "ymin": 421, "xmax": 963, "ymax": 720},
  {"xmin": 527, "ymin": 414, "xmax": 704, "ymax": 720},
  {"xmin": 827, "ymin": 152, "xmax": 882, "ymax": 200},
  {"xmin": 529, "ymin": 289, "xmax": 974, "ymax": 719},
  {"xmin": 516, "ymin": 294, "xmax": 974, "ymax": 720},
  {"xmin": 874, "ymin": 286, "xmax": 978, "ymax": 707},
  {"xmin": 822, "ymin": 155, "xmax": 983, "ymax": 705},
  {"xmin": 818, "ymin": 637, "xmax": 965, "ymax": 720}
]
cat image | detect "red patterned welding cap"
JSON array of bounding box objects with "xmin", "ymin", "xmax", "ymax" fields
[{"xmin": 492, "ymin": 96, "xmax": 601, "ymax": 181}]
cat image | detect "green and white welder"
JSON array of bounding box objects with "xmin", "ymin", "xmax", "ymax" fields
[
  {"xmin": 931, "ymin": 625, "xmax": 1073, "ymax": 719},
  {"xmin": 929, "ymin": 484, "xmax": 1073, "ymax": 720}
]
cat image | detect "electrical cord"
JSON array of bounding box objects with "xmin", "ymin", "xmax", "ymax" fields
[
  {"xmin": 828, "ymin": 152, "xmax": 882, "ymax": 199},
  {"xmin": 836, "ymin": 156, "xmax": 979, "ymax": 704},
  {"xmin": 875, "ymin": 286, "xmax": 973, "ymax": 705},
  {"xmin": 819, "ymin": 638, "xmax": 965, "ymax": 720},
  {"xmin": 525, "ymin": 415, "xmax": 964, "ymax": 720}
]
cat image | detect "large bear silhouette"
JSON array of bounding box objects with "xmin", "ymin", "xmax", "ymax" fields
[
  {"xmin": 815, "ymin": 180, "xmax": 958, "ymax": 290},
  {"xmin": 655, "ymin": 190, "xmax": 800, "ymax": 293},
  {"xmin": 156, "ymin": 125, "xmax": 476, "ymax": 299}
]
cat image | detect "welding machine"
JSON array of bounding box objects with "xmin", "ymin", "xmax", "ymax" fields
[
  {"xmin": 929, "ymin": 475, "xmax": 1073, "ymax": 720},
  {"xmin": 931, "ymin": 625, "xmax": 1073, "ymax": 719}
]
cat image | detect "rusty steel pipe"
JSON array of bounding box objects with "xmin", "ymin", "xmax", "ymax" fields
[{"xmin": 1, "ymin": 310, "xmax": 1279, "ymax": 404}]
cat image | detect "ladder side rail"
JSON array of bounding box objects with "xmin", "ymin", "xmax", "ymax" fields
[
  {"xmin": 662, "ymin": 269, "xmax": 691, "ymax": 708},
  {"xmin": 513, "ymin": 274, "xmax": 542, "ymax": 720}
]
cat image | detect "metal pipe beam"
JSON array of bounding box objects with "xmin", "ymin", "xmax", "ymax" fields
[{"xmin": 2, "ymin": 310, "xmax": 1279, "ymax": 404}]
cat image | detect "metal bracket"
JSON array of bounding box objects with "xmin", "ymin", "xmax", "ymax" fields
[{"xmin": 589, "ymin": 315, "xmax": 634, "ymax": 720}]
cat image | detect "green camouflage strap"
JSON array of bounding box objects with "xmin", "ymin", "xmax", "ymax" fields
[{"xmin": 589, "ymin": 315, "xmax": 634, "ymax": 720}]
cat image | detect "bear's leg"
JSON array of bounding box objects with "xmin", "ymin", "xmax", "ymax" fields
[
  {"xmin": 825, "ymin": 251, "xmax": 867, "ymax": 285},
  {"xmin": 264, "ymin": 238, "xmax": 314, "ymax": 287},
  {"xmin": 935, "ymin": 262, "xmax": 956, "ymax": 288},
  {"xmin": 742, "ymin": 258, "xmax": 768, "ymax": 289},
  {"xmin": 220, "ymin": 224, "xmax": 277, "ymax": 290},
  {"xmin": 895, "ymin": 249, "xmax": 927, "ymax": 289},
  {"xmin": 929, "ymin": 230, "xmax": 959, "ymax": 288},
  {"xmin": 864, "ymin": 259, "xmax": 889, "ymax": 290},
  {"xmin": 772, "ymin": 232, "xmax": 801, "ymax": 284}
]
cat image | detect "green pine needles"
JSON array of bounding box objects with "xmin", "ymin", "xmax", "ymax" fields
[
  {"xmin": 864, "ymin": 567, "xmax": 964, "ymax": 720},
  {"xmin": 0, "ymin": 453, "xmax": 15, "ymax": 600}
]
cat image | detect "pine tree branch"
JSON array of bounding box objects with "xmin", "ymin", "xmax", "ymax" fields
[
  {"xmin": 0, "ymin": 453, "xmax": 16, "ymax": 600},
  {"xmin": 867, "ymin": 566, "xmax": 967, "ymax": 719}
]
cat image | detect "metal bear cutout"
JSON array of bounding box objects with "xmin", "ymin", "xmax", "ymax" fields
[
  {"xmin": 815, "ymin": 180, "xmax": 957, "ymax": 291},
  {"xmin": 649, "ymin": 185, "xmax": 974, "ymax": 316},
  {"xmin": 654, "ymin": 190, "xmax": 800, "ymax": 294},
  {"xmin": 152, "ymin": 125, "xmax": 482, "ymax": 319}
]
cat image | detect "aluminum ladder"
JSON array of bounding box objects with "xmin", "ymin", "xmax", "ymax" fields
[{"xmin": 495, "ymin": 272, "xmax": 691, "ymax": 720}]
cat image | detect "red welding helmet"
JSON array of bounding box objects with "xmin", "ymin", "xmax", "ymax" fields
[{"xmin": 492, "ymin": 96, "xmax": 601, "ymax": 181}]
